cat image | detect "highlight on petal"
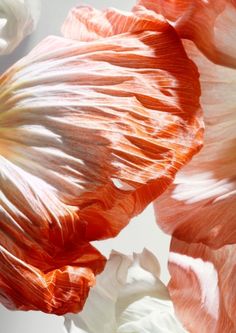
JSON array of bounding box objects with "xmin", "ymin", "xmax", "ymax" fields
[
  {"xmin": 154, "ymin": 40, "xmax": 236, "ymax": 248},
  {"xmin": 137, "ymin": 0, "xmax": 236, "ymax": 68},
  {"xmin": 64, "ymin": 249, "xmax": 187, "ymax": 333},
  {"xmin": 168, "ymin": 238, "xmax": 236, "ymax": 333},
  {"xmin": 0, "ymin": 0, "xmax": 41, "ymax": 55}
]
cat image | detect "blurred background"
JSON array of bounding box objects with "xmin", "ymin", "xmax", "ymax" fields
[{"xmin": 0, "ymin": 1, "xmax": 170, "ymax": 332}]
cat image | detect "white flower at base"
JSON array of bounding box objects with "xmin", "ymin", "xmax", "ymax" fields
[
  {"xmin": 0, "ymin": 0, "xmax": 41, "ymax": 55},
  {"xmin": 64, "ymin": 249, "xmax": 187, "ymax": 333}
]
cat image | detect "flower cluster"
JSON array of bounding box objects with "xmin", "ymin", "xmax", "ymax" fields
[{"xmin": 0, "ymin": 1, "xmax": 235, "ymax": 332}]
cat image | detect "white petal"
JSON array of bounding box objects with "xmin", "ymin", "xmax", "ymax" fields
[
  {"xmin": 0, "ymin": 0, "xmax": 41, "ymax": 55},
  {"xmin": 64, "ymin": 249, "xmax": 186, "ymax": 333}
]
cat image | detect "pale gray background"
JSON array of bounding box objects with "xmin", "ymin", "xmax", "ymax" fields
[{"xmin": 0, "ymin": 1, "xmax": 171, "ymax": 332}]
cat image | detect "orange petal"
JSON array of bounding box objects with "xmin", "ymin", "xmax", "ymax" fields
[
  {"xmin": 0, "ymin": 242, "xmax": 105, "ymax": 315},
  {"xmin": 154, "ymin": 41, "xmax": 236, "ymax": 248},
  {"xmin": 0, "ymin": 7, "xmax": 202, "ymax": 314},
  {"xmin": 168, "ymin": 238, "xmax": 236, "ymax": 333},
  {"xmin": 137, "ymin": 0, "xmax": 236, "ymax": 68}
]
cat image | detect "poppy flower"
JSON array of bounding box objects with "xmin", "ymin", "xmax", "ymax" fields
[
  {"xmin": 64, "ymin": 249, "xmax": 187, "ymax": 333},
  {"xmin": 137, "ymin": 1, "xmax": 236, "ymax": 331},
  {"xmin": 0, "ymin": 0, "xmax": 41, "ymax": 55},
  {"xmin": 0, "ymin": 5, "xmax": 202, "ymax": 314}
]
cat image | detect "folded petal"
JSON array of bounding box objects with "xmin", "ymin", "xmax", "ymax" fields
[
  {"xmin": 137, "ymin": 0, "xmax": 236, "ymax": 68},
  {"xmin": 0, "ymin": 243, "xmax": 105, "ymax": 315},
  {"xmin": 65, "ymin": 249, "xmax": 186, "ymax": 333},
  {"xmin": 0, "ymin": 6, "xmax": 202, "ymax": 314},
  {"xmin": 0, "ymin": 0, "xmax": 41, "ymax": 55},
  {"xmin": 154, "ymin": 41, "xmax": 236, "ymax": 248},
  {"xmin": 168, "ymin": 238, "xmax": 236, "ymax": 333}
]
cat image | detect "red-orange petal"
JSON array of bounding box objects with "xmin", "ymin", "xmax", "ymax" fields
[
  {"xmin": 137, "ymin": 0, "xmax": 236, "ymax": 68},
  {"xmin": 168, "ymin": 238, "xmax": 236, "ymax": 332},
  {"xmin": 0, "ymin": 7, "xmax": 202, "ymax": 314},
  {"xmin": 0, "ymin": 243, "xmax": 105, "ymax": 315}
]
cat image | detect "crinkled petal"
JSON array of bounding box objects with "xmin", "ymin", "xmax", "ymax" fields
[
  {"xmin": 0, "ymin": 243, "xmax": 105, "ymax": 315},
  {"xmin": 0, "ymin": 0, "xmax": 41, "ymax": 55},
  {"xmin": 62, "ymin": 4, "xmax": 171, "ymax": 41},
  {"xmin": 154, "ymin": 41, "xmax": 236, "ymax": 248},
  {"xmin": 0, "ymin": 6, "xmax": 202, "ymax": 314},
  {"xmin": 168, "ymin": 238, "xmax": 236, "ymax": 333},
  {"xmin": 137, "ymin": 0, "xmax": 236, "ymax": 68},
  {"xmin": 64, "ymin": 249, "xmax": 186, "ymax": 333}
]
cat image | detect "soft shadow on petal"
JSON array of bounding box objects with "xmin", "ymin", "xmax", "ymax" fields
[
  {"xmin": 65, "ymin": 249, "xmax": 186, "ymax": 333},
  {"xmin": 137, "ymin": 0, "xmax": 236, "ymax": 68},
  {"xmin": 0, "ymin": 0, "xmax": 41, "ymax": 55},
  {"xmin": 168, "ymin": 238, "xmax": 236, "ymax": 333},
  {"xmin": 0, "ymin": 5, "xmax": 202, "ymax": 314},
  {"xmin": 154, "ymin": 41, "xmax": 236, "ymax": 248}
]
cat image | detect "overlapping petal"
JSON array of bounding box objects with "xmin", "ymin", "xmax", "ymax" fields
[
  {"xmin": 131, "ymin": 2, "xmax": 236, "ymax": 332},
  {"xmin": 137, "ymin": 0, "xmax": 236, "ymax": 68},
  {"xmin": 154, "ymin": 40, "xmax": 236, "ymax": 248},
  {"xmin": 168, "ymin": 238, "xmax": 236, "ymax": 333},
  {"xmin": 0, "ymin": 0, "xmax": 41, "ymax": 55},
  {"xmin": 0, "ymin": 6, "xmax": 203, "ymax": 314},
  {"xmin": 64, "ymin": 249, "xmax": 186, "ymax": 333}
]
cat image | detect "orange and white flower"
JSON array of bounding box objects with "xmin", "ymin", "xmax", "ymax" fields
[{"xmin": 0, "ymin": 5, "xmax": 202, "ymax": 314}]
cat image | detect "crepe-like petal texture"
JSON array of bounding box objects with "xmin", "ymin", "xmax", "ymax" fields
[
  {"xmin": 64, "ymin": 249, "xmax": 187, "ymax": 333},
  {"xmin": 168, "ymin": 238, "xmax": 236, "ymax": 333},
  {"xmin": 154, "ymin": 41, "xmax": 236, "ymax": 248},
  {"xmin": 0, "ymin": 0, "xmax": 41, "ymax": 55},
  {"xmin": 137, "ymin": 0, "xmax": 236, "ymax": 68},
  {"xmin": 0, "ymin": 6, "xmax": 203, "ymax": 314}
]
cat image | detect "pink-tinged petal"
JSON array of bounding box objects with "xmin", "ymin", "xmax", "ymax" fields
[
  {"xmin": 137, "ymin": 0, "xmax": 236, "ymax": 68},
  {"xmin": 168, "ymin": 238, "xmax": 236, "ymax": 333},
  {"xmin": 0, "ymin": 7, "xmax": 202, "ymax": 314},
  {"xmin": 154, "ymin": 41, "xmax": 236, "ymax": 248},
  {"xmin": 61, "ymin": 5, "xmax": 168, "ymax": 41}
]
